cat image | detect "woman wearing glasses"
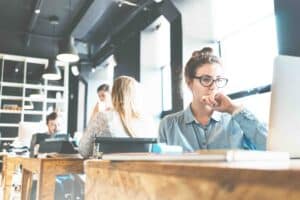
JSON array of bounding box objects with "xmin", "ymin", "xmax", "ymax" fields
[{"xmin": 159, "ymin": 47, "xmax": 267, "ymax": 151}]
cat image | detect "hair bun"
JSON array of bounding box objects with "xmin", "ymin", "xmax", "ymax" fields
[{"xmin": 192, "ymin": 47, "xmax": 214, "ymax": 57}]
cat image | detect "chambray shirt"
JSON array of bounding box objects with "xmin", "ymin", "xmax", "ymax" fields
[{"xmin": 158, "ymin": 106, "xmax": 267, "ymax": 152}]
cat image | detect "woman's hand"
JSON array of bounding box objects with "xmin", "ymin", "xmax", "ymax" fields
[{"xmin": 201, "ymin": 92, "xmax": 242, "ymax": 114}]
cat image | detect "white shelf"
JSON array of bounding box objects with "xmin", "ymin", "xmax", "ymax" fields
[
  {"xmin": 0, "ymin": 53, "xmax": 69, "ymax": 144},
  {"xmin": 0, "ymin": 95, "xmax": 23, "ymax": 100},
  {"xmin": 0, "ymin": 123, "xmax": 19, "ymax": 127},
  {"xmin": 46, "ymin": 99, "xmax": 65, "ymax": 103},
  {"xmin": 23, "ymin": 110, "xmax": 44, "ymax": 115},
  {"xmin": 0, "ymin": 137, "xmax": 16, "ymax": 141},
  {"xmin": 1, "ymin": 82, "xmax": 24, "ymax": 88},
  {"xmin": 1, "ymin": 82, "xmax": 65, "ymax": 91},
  {"xmin": 24, "ymin": 83, "xmax": 45, "ymax": 89},
  {"xmin": 24, "ymin": 97, "xmax": 45, "ymax": 102},
  {"xmin": 0, "ymin": 109, "xmax": 22, "ymax": 114},
  {"xmin": 45, "ymin": 85, "xmax": 65, "ymax": 91}
]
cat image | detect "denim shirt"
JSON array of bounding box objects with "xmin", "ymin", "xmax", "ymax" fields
[{"xmin": 158, "ymin": 106, "xmax": 267, "ymax": 152}]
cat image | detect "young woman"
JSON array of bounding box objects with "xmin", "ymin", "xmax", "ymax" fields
[
  {"xmin": 79, "ymin": 76, "xmax": 155, "ymax": 158},
  {"xmin": 159, "ymin": 47, "xmax": 267, "ymax": 152},
  {"xmin": 89, "ymin": 83, "xmax": 112, "ymax": 122}
]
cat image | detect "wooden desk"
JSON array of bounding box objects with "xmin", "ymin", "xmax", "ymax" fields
[
  {"xmin": 85, "ymin": 159, "xmax": 300, "ymax": 200},
  {"xmin": 21, "ymin": 157, "xmax": 84, "ymax": 200},
  {"xmin": 2, "ymin": 155, "xmax": 24, "ymax": 200}
]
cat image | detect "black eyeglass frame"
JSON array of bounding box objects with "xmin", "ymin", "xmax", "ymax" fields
[{"xmin": 192, "ymin": 75, "xmax": 228, "ymax": 88}]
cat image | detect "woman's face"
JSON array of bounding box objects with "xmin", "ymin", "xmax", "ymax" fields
[
  {"xmin": 98, "ymin": 90, "xmax": 109, "ymax": 102},
  {"xmin": 187, "ymin": 63, "xmax": 225, "ymax": 104}
]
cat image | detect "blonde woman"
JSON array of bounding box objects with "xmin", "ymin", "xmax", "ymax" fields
[{"xmin": 79, "ymin": 76, "xmax": 156, "ymax": 158}]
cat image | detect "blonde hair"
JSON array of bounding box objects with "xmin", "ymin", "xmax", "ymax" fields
[{"xmin": 111, "ymin": 76, "xmax": 140, "ymax": 137}]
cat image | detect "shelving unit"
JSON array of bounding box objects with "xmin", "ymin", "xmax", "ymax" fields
[{"xmin": 0, "ymin": 53, "xmax": 69, "ymax": 144}]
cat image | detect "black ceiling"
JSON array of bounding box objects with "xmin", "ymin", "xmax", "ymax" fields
[{"xmin": 0, "ymin": 0, "xmax": 163, "ymax": 64}]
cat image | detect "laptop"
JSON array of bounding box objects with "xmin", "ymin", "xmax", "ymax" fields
[
  {"xmin": 95, "ymin": 137, "xmax": 157, "ymax": 154},
  {"xmin": 268, "ymin": 55, "xmax": 300, "ymax": 158}
]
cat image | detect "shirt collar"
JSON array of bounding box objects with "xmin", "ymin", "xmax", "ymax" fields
[{"xmin": 184, "ymin": 104, "xmax": 221, "ymax": 124}]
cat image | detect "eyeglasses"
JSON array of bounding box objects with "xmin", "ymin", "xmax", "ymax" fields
[{"xmin": 193, "ymin": 75, "xmax": 228, "ymax": 88}]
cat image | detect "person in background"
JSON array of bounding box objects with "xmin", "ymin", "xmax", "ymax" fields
[
  {"xmin": 159, "ymin": 47, "xmax": 267, "ymax": 152},
  {"xmin": 29, "ymin": 112, "xmax": 62, "ymax": 157},
  {"xmin": 79, "ymin": 76, "xmax": 156, "ymax": 158},
  {"xmin": 89, "ymin": 83, "xmax": 112, "ymax": 122}
]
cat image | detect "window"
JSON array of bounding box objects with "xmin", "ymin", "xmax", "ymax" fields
[{"xmin": 221, "ymin": 12, "xmax": 277, "ymax": 122}]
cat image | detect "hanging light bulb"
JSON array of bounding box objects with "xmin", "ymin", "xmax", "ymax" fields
[
  {"xmin": 71, "ymin": 65, "xmax": 80, "ymax": 76},
  {"xmin": 42, "ymin": 58, "xmax": 62, "ymax": 80}
]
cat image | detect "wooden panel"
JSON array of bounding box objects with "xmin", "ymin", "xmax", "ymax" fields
[
  {"xmin": 2, "ymin": 155, "xmax": 24, "ymax": 200},
  {"xmin": 21, "ymin": 157, "xmax": 84, "ymax": 200},
  {"xmin": 85, "ymin": 160, "xmax": 300, "ymax": 200}
]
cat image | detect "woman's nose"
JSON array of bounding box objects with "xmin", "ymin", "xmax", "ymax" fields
[{"xmin": 209, "ymin": 82, "xmax": 216, "ymax": 90}]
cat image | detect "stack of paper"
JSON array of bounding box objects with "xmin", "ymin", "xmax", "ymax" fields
[{"xmin": 101, "ymin": 150, "xmax": 290, "ymax": 162}]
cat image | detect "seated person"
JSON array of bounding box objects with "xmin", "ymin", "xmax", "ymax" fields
[
  {"xmin": 29, "ymin": 112, "xmax": 64, "ymax": 157},
  {"xmin": 159, "ymin": 47, "xmax": 267, "ymax": 152},
  {"xmin": 79, "ymin": 76, "xmax": 157, "ymax": 158}
]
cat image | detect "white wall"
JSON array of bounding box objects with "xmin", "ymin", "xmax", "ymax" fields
[{"xmin": 140, "ymin": 16, "xmax": 170, "ymax": 127}]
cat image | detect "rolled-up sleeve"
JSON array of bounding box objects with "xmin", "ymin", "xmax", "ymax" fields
[{"xmin": 232, "ymin": 108, "xmax": 267, "ymax": 150}]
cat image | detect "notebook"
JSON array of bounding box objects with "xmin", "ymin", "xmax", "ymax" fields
[{"xmin": 268, "ymin": 55, "xmax": 300, "ymax": 158}]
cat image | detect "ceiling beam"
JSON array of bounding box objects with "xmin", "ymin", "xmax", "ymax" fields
[
  {"xmin": 71, "ymin": 0, "xmax": 112, "ymax": 40},
  {"xmin": 25, "ymin": 0, "xmax": 44, "ymax": 47},
  {"xmin": 67, "ymin": 0, "xmax": 95, "ymax": 38},
  {"xmin": 90, "ymin": 0, "xmax": 159, "ymax": 64}
]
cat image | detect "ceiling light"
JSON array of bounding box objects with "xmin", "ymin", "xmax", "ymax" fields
[
  {"xmin": 71, "ymin": 65, "xmax": 80, "ymax": 76},
  {"xmin": 34, "ymin": 9, "xmax": 41, "ymax": 14},
  {"xmin": 42, "ymin": 59, "xmax": 62, "ymax": 80},
  {"xmin": 57, "ymin": 36, "xmax": 80, "ymax": 63},
  {"xmin": 118, "ymin": 0, "xmax": 138, "ymax": 7},
  {"xmin": 56, "ymin": 0, "xmax": 79, "ymax": 63}
]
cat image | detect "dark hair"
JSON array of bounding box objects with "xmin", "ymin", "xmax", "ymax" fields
[
  {"xmin": 46, "ymin": 112, "xmax": 58, "ymax": 125},
  {"xmin": 184, "ymin": 47, "xmax": 222, "ymax": 80},
  {"xmin": 97, "ymin": 84, "xmax": 109, "ymax": 93}
]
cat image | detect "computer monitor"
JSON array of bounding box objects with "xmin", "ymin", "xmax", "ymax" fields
[
  {"xmin": 95, "ymin": 137, "xmax": 157, "ymax": 154},
  {"xmin": 30, "ymin": 133, "xmax": 70, "ymax": 157},
  {"xmin": 39, "ymin": 134, "xmax": 77, "ymax": 154},
  {"xmin": 268, "ymin": 55, "xmax": 300, "ymax": 158}
]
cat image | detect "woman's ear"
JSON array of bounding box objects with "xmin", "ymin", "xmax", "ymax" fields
[{"xmin": 186, "ymin": 78, "xmax": 193, "ymax": 90}]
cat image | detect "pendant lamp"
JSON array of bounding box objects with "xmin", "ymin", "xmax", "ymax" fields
[
  {"xmin": 42, "ymin": 16, "xmax": 62, "ymax": 80},
  {"xmin": 56, "ymin": 36, "xmax": 79, "ymax": 62},
  {"xmin": 42, "ymin": 58, "xmax": 61, "ymax": 80},
  {"xmin": 56, "ymin": 0, "xmax": 79, "ymax": 63}
]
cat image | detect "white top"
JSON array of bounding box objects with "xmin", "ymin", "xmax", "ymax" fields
[{"xmin": 79, "ymin": 110, "xmax": 157, "ymax": 158}]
